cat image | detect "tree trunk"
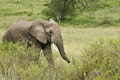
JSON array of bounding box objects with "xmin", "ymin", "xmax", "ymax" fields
[{"xmin": 60, "ymin": 0, "xmax": 67, "ymax": 20}]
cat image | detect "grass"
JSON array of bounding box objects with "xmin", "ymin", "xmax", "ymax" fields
[
  {"xmin": 0, "ymin": 0, "xmax": 120, "ymax": 28},
  {"xmin": 0, "ymin": 0, "xmax": 48, "ymax": 28},
  {"xmin": 0, "ymin": 28, "xmax": 5, "ymax": 43},
  {"xmin": 0, "ymin": 27, "xmax": 120, "ymax": 79},
  {"xmin": 59, "ymin": 0, "xmax": 120, "ymax": 27},
  {"xmin": 56, "ymin": 27, "xmax": 120, "ymax": 64}
]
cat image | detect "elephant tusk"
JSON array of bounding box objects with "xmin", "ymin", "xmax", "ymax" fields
[{"xmin": 52, "ymin": 43, "xmax": 58, "ymax": 51}]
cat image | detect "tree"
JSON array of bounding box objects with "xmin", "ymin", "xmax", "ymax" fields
[{"xmin": 42, "ymin": 0, "xmax": 99, "ymax": 21}]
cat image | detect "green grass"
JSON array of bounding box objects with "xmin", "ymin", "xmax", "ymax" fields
[
  {"xmin": 0, "ymin": 28, "xmax": 5, "ymax": 42},
  {"xmin": 0, "ymin": 0, "xmax": 48, "ymax": 28},
  {"xmin": 0, "ymin": 0, "xmax": 120, "ymax": 28},
  {"xmin": 59, "ymin": 0, "xmax": 120, "ymax": 27}
]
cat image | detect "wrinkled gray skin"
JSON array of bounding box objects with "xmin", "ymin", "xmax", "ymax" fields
[{"xmin": 3, "ymin": 19, "xmax": 70, "ymax": 67}]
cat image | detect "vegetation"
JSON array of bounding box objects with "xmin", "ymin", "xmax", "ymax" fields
[
  {"xmin": 42, "ymin": 0, "xmax": 100, "ymax": 20},
  {"xmin": 42, "ymin": 0, "xmax": 120, "ymax": 27},
  {"xmin": 0, "ymin": 0, "xmax": 120, "ymax": 80},
  {"xmin": 0, "ymin": 0, "xmax": 120, "ymax": 28},
  {"xmin": 0, "ymin": 0, "xmax": 48, "ymax": 28},
  {"xmin": 0, "ymin": 27, "xmax": 120, "ymax": 79},
  {"xmin": 79, "ymin": 39, "xmax": 120, "ymax": 80}
]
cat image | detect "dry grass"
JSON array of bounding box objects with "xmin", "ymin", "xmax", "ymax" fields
[{"xmin": 52, "ymin": 27, "xmax": 120, "ymax": 66}]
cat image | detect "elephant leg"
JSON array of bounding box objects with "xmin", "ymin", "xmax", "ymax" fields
[
  {"xmin": 43, "ymin": 43, "xmax": 55, "ymax": 80},
  {"xmin": 43, "ymin": 43, "xmax": 54, "ymax": 68}
]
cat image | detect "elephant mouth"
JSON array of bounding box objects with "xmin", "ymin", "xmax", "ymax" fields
[{"xmin": 46, "ymin": 34, "xmax": 52, "ymax": 42}]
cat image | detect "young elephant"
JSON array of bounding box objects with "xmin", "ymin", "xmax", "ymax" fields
[{"xmin": 3, "ymin": 19, "xmax": 70, "ymax": 67}]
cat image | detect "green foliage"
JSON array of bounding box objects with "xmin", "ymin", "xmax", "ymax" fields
[
  {"xmin": 42, "ymin": 0, "xmax": 101, "ymax": 21},
  {"xmin": 42, "ymin": 0, "xmax": 77, "ymax": 20},
  {"xmin": 96, "ymin": 15, "xmax": 115, "ymax": 27},
  {"xmin": 61, "ymin": 17, "xmax": 96, "ymax": 27}
]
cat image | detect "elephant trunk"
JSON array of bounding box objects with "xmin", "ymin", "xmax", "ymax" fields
[{"xmin": 55, "ymin": 36, "xmax": 70, "ymax": 63}]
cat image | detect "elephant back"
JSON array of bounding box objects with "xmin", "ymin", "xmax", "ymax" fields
[{"xmin": 5, "ymin": 20, "xmax": 33, "ymax": 42}]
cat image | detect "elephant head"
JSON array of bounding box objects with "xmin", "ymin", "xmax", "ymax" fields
[{"xmin": 29, "ymin": 19, "xmax": 70, "ymax": 63}]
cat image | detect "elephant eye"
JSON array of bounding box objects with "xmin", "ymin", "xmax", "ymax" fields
[{"xmin": 49, "ymin": 30, "xmax": 52, "ymax": 34}]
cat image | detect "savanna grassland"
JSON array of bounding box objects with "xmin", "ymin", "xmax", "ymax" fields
[{"xmin": 0, "ymin": 0, "xmax": 120, "ymax": 80}]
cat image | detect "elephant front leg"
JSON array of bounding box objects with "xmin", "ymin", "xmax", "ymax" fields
[
  {"xmin": 43, "ymin": 43, "xmax": 55, "ymax": 80},
  {"xmin": 43, "ymin": 43, "xmax": 54, "ymax": 68}
]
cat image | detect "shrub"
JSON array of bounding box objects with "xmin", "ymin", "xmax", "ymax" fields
[
  {"xmin": 0, "ymin": 41, "xmax": 48, "ymax": 80},
  {"xmin": 1, "ymin": 38, "xmax": 120, "ymax": 79},
  {"xmin": 72, "ymin": 38, "xmax": 120, "ymax": 80},
  {"xmin": 97, "ymin": 15, "xmax": 114, "ymax": 27}
]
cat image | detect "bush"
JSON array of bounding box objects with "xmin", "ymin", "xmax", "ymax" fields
[
  {"xmin": 0, "ymin": 41, "xmax": 48, "ymax": 80},
  {"xmin": 1, "ymin": 38, "xmax": 120, "ymax": 79},
  {"xmin": 97, "ymin": 15, "xmax": 115, "ymax": 27},
  {"xmin": 71, "ymin": 38, "xmax": 120, "ymax": 80}
]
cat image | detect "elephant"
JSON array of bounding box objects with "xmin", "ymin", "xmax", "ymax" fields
[{"xmin": 3, "ymin": 19, "xmax": 70, "ymax": 67}]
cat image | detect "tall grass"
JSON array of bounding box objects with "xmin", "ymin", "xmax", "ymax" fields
[
  {"xmin": 70, "ymin": 38, "xmax": 120, "ymax": 80},
  {"xmin": 0, "ymin": 27, "xmax": 120, "ymax": 79}
]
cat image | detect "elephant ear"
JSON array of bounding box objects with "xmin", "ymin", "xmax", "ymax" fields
[{"xmin": 29, "ymin": 20, "xmax": 47, "ymax": 44}]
